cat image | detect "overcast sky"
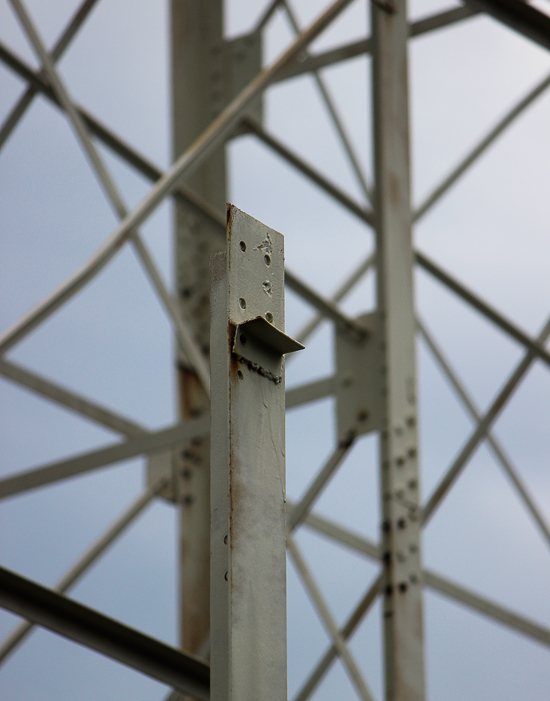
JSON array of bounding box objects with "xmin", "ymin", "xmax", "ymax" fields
[{"xmin": 1, "ymin": 0, "xmax": 550, "ymax": 699}]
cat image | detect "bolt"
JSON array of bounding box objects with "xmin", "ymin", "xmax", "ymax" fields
[
  {"xmin": 398, "ymin": 582, "xmax": 408, "ymax": 593},
  {"xmin": 183, "ymin": 495, "xmax": 195, "ymax": 506},
  {"xmin": 397, "ymin": 518, "xmax": 406, "ymax": 529}
]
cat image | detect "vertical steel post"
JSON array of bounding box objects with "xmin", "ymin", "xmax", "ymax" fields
[
  {"xmin": 371, "ymin": 0, "xmax": 426, "ymax": 699},
  {"xmin": 171, "ymin": 0, "xmax": 226, "ymax": 656},
  {"xmin": 210, "ymin": 205, "xmax": 302, "ymax": 701}
]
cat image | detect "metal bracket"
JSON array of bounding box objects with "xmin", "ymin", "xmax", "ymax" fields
[
  {"xmin": 223, "ymin": 30, "xmax": 263, "ymax": 136},
  {"xmin": 335, "ymin": 311, "xmax": 384, "ymax": 441},
  {"xmin": 233, "ymin": 316, "xmax": 304, "ymax": 384}
]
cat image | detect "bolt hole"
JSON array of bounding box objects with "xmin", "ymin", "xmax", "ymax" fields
[
  {"xmin": 224, "ymin": 571, "xmax": 229, "ymax": 581},
  {"xmin": 239, "ymin": 297, "xmax": 246, "ymax": 309},
  {"xmin": 240, "ymin": 334, "xmax": 247, "ymax": 345},
  {"xmin": 224, "ymin": 535, "xmax": 228, "ymax": 544},
  {"xmin": 264, "ymin": 254, "xmax": 271, "ymax": 266},
  {"xmin": 266, "ymin": 312, "xmax": 274, "ymax": 323},
  {"xmin": 237, "ymin": 370, "xmax": 243, "ymax": 380},
  {"xmin": 239, "ymin": 240, "xmax": 246, "ymax": 251}
]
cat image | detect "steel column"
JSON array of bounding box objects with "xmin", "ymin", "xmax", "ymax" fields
[
  {"xmin": 371, "ymin": 0, "xmax": 426, "ymax": 698},
  {"xmin": 210, "ymin": 205, "xmax": 301, "ymax": 700},
  {"xmin": 171, "ymin": 0, "xmax": 226, "ymax": 657}
]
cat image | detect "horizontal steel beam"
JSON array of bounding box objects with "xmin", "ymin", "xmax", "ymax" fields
[
  {"xmin": 0, "ymin": 416, "xmax": 209, "ymax": 501},
  {"xmin": 0, "ymin": 566, "xmax": 209, "ymax": 699},
  {"xmin": 0, "ymin": 359, "xmax": 144, "ymax": 437},
  {"xmin": 0, "ymin": 374, "xmax": 341, "ymax": 501},
  {"xmin": 464, "ymin": 0, "xmax": 550, "ymax": 51},
  {"xmin": 285, "ymin": 376, "xmax": 336, "ymax": 409},
  {"xmin": 277, "ymin": 5, "xmax": 479, "ymax": 80},
  {"xmin": 415, "ymin": 250, "xmax": 550, "ymax": 370}
]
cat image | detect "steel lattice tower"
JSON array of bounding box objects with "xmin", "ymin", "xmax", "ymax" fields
[{"xmin": 1, "ymin": 0, "xmax": 550, "ymax": 699}]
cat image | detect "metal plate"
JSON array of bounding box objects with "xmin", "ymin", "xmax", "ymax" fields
[{"xmin": 335, "ymin": 311, "xmax": 384, "ymax": 441}]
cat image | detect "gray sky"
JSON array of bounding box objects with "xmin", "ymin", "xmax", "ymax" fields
[{"xmin": 1, "ymin": 0, "xmax": 550, "ymax": 699}]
